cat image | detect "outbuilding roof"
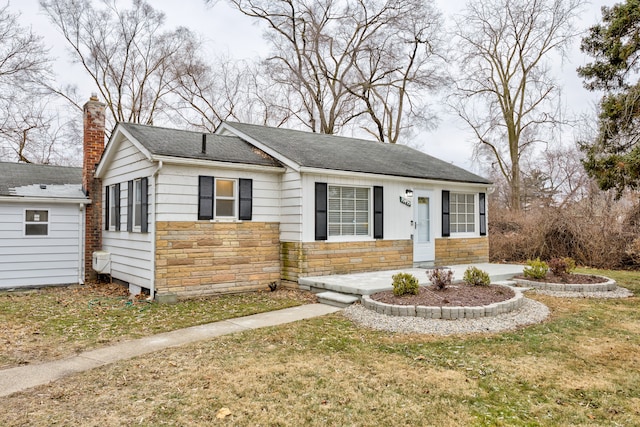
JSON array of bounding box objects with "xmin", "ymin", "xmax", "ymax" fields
[
  {"xmin": 221, "ymin": 122, "xmax": 491, "ymax": 184},
  {"xmin": 0, "ymin": 162, "xmax": 86, "ymax": 199},
  {"xmin": 118, "ymin": 123, "xmax": 282, "ymax": 168}
]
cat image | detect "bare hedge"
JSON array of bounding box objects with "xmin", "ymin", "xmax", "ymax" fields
[{"xmin": 489, "ymin": 200, "xmax": 640, "ymax": 269}]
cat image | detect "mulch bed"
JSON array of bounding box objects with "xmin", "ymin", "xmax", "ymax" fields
[
  {"xmin": 371, "ymin": 284, "xmax": 515, "ymax": 307},
  {"xmin": 514, "ymin": 273, "xmax": 608, "ymax": 284}
]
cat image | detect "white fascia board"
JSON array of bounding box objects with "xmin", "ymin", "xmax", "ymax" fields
[
  {"xmin": 0, "ymin": 196, "xmax": 91, "ymax": 204},
  {"xmin": 152, "ymin": 155, "xmax": 285, "ymax": 173},
  {"xmin": 216, "ymin": 123, "xmax": 302, "ymax": 171},
  {"xmin": 299, "ymin": 166, "xmax": 492, "ymax": 188},
  {"xmin": 95, "ymin": 124, "xmax": 153, "ymax": 178}
]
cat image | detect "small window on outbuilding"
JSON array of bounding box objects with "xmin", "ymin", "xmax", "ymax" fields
[{"xmin": 25, "ymin": 210, "xmax": 48, "ymax": 236}]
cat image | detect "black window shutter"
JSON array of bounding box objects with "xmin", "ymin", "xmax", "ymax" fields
[
  {"xmin": 373, "ymin": 186, "xmax": 383, "ymax": 239},
  {"xmin": 198, "ymin": 176, "xmax": 214, "ymax": 220},
  {"xmin": 141, "ymin": 177, "xmax": 149, "ymax": 233},
  {"xmin": 105, "ymin": 186, "xmax": 110, "ymax": 231},
  {"xmin": 315, "ymin": 182, "xmax": 327, "ymax": 240},
  {"xmin": 238, "ymin": 178, "xmax": 253, "ymax": 220},
  {"xmin": 442, "ymin": 190, "xmax": 450, "ymax": 237},
  {"xmin": 115, "ymin": 183, "xmax": 121, "ymax": 231},
  {"xmin": 479, "ymin": 192, "xmax": 486, "ymax": 236},
  {"xmin": 127, "ymin": 180, "xmax": 133, "ymax": 232}
]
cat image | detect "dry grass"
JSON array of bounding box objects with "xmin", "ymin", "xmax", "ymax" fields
[
  {"xmin": 1, "ymin": 270, "xmax": 640, "ymax": 426},
  {"xmin": 0, "ymin": 282, "xmax": 315, "ymax": 369}
]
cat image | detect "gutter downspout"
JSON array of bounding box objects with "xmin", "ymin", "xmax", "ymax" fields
[
  {"xmin": 149, "ymin": 160, "xmax": 163, "ymax": 300},
  {"xmin": 78, "ymin": 203, "xmax": 85, "ymax": 285}
]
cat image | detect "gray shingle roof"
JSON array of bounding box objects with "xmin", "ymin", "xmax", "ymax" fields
[
  {"xmin": 223, "ymin": 122, "xmax": 491, "ymax": 184},
  {"xmin": 119, "ymin": 123, "xmax": 282, "ymax": 168},
  {"xmin": 0, "ymin": 162, "xmax": 85, "ymax": 198}
]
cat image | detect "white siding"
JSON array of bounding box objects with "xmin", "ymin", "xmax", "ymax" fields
[
  {"xmin": 300, "ymin": 172, "xmax": 489, "ymax": 242},
  {"xmin": 0, "ymin": 202, "xmax": 83, "ymax": 288},
  {"xmin": 280, "ymin": 169, "xmax": 302, "ymax": 241},
  {"xmin": 154, "ymin": 164, "xmax": 281, "ymax": 223},
  {"xmin": 101, "ymin": 137, "xmax": 155, "ymax": 288}
]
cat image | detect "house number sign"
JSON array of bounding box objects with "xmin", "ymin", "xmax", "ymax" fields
[{"xmin": 399, "ymin": 196, "xmax": 412, "ymax": 207}]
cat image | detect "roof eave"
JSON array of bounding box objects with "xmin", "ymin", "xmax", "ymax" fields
[
  {"xmin": 0, "ymin": 195, "xmax": 91, "ymax": 204},
  {"xmin": 95, "ymin": 124, "xmax": 154, "ymax": 178},
  {"xmin": 298, "ymin": 166, "xmax": 492, "ymax": 186},
  {"xmin": 151, "ymin": 154, "xmax": 285, "ymax": 172}
]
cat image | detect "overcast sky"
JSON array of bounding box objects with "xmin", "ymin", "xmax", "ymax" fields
[{"xmin": 13, "ymin": 0, "xmax": 615, "ymax": 172}]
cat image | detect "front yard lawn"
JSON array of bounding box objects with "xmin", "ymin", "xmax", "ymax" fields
[
  {"xmin": 1, "ymin": 268, "xmax": 639, "ymax": 426},
  {"xmin": 0, "ymin": 282, "xmax": 315, "ymax": 369}
]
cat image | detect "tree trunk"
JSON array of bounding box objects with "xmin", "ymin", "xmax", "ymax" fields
[{"xmin": 509, "ymin": 127, "xmax": 521, "ymax": 211}]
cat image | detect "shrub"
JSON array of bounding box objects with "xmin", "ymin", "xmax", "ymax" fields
[
  {"xmin": 523, "ymin": 258, "xmax": 549, "ymax": 280},
  {"xmin": 391, "ymin": 272, "xmax": 419, "ymax": 296},
  {"xmin": 489, "ymin": 200, "xmax": 639, "ymax": 270},
  {"xmin": 427, "ymin": 268, "xmax": 453, "ymax": 290},
  {"xmin": 463, "ymin": 266, "xmax": 491, "ymax": 286},
  {"xmin": 548, "ymin": 257, "xmax": 576, "ymax": 277}
]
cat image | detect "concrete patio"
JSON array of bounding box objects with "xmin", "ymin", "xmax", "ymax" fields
[{"xmin": 299, "ymin": 263, "xmax": 525, "ymax": 306}]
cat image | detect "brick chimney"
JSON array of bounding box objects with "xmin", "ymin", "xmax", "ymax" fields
[{"xmin": 83, "ymin": 94, "xmax": 106, "ymax": 282}]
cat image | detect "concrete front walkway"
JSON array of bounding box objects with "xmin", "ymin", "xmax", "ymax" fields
[
  {"xmin": 0, "ymin": 303, "xmax": 340, "ymax": 398},
  {"xmin": 299, "ymin": 263, "xmax": 524, "ymax": 296}
]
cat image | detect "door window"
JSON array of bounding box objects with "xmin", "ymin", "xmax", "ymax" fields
[{"xmin": 417, "ymin": 196, "xmax": 430, "ymax": 243}]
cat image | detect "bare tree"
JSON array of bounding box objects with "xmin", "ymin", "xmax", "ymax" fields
[
  {"xmin": 537, "ymin": 145, "xmax": 590, "ymax": 206},
  {"xmin": 40, "ymin": 0, "xmax": 204, "ymax": 131},
  {"xmin": 0, "ymin": 2, "xmax": 62, "ymax": 164},
  {"xmin": 228, "ymin": 0, "xmax": 446, "ymax": 142},
  {"xmin": 169, "ymin": 55, "xmax": 292, "ymax": 131},
  {"xmin": 450, "ymin": 0, "xmax": 584, "ymax": 210},
  {"xmin": 0, "ymin": 92, "xmax": 80, "ymax": 165}
]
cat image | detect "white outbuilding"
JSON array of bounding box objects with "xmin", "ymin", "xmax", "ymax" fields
[{"xmin": 0, "ymin": 162, "xmax": 90, "ymax": 288}]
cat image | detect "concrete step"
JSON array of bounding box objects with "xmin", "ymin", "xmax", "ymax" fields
[{"xmin": 316, "ymin": 291, "xmax": 360, "ymax": 308}]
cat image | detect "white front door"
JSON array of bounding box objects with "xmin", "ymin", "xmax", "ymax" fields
[{"xmin": 413, "ymin": 192, "xmax": 434, "ymax": 263}]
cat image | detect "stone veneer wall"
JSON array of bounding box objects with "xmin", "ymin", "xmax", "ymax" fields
[
  {"xmin": 434, "ymin": 236, "xmax": 489, "ymax": 265},
  {"xmin": 281, "ymin": 240, "xmax": 413, "ymax": 282},
  {"xmin": 155, "ymin": 221, "xmax": 280, "ymax": 297}
]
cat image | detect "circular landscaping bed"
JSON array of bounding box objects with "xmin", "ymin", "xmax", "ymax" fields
[
  {"xmin": 362, "ymin": 284, "xmax": 524, "ymax": 320},
  {"xmin": 372, "ymin": 284, "xmax": 514, "ymax": 306},
  {"xmin": 513, "ymin": 274, "xmax": 616, "ymax": 292}
]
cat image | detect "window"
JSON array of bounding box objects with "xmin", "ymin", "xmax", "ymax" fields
[
  {"xmin": 109, "ymin": 185, "xmax": 117, "ymax": 229},
  {"xmin": 25, "ymin": 210, "xmax": 48, "ymax": 236},
  {"xmin": 126, "ymin": 178, "xmax": 148, "ymax": 233},
  {"xmin": 133, "ymin": 179, "xmax": 142, "ymax": 228},
  {"xmin": 450, "ymin": 193, "xmax": 475, "ymax": 233},
  {"xmin": 106, "ymin": 184, "xmax": 120, "ymax": 231},
  {"xmin": 328, "ymin": 186, "xmax": 370, "ymax": 237},
  {"xmin": 215, "ymin": 179, "xmax": 236, "ymax": 218},
  {"xmin": 198, "ymin": 176, "xmax": 252, "ymax": 221}
]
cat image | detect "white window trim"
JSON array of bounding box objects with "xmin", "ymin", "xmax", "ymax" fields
[
  {"xmin": 109, "ymin": 185, "xmax": 117, "ymax": 231},
  {"xmin": 133, "ymin": 178, "xmax": 142, "ymax": 232},
  {"xmin": 24, "ymin": 209, "xmax": 49, "ymax": 237},
  {"xmin": 214, "ymin": 178, "xmax": 237, "ymax": 220},
  {"xmin": 450, "ymin": 192, "xmax": 477, "ymax": 235},
  {"xmin": 327, "ymin": 184, "xmax": 372, "ymax": 240}
]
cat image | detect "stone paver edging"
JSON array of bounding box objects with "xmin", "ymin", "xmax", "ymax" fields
[
  {"xmin": 513, "ymin": 275, "xmax": 616, "ymax": 292},
  {"xmin": 361, "ymin": 285, "xmax": 525, "ymax": 320}
]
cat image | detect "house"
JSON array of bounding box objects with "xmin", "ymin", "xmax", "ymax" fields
[
  {"xmin": 0, "ymin": 162, "xmax": 90, "ymax": 288},
  {"xmin": 85, "ymin": 97, "xmax": 492, "ymax": 299}
]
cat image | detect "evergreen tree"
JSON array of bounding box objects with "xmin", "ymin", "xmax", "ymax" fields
[{"xmin": 578, "ymin": 0, "xmax": 640, "ymax": 196}]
